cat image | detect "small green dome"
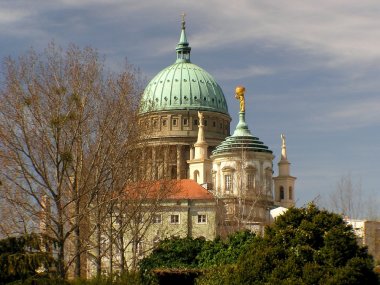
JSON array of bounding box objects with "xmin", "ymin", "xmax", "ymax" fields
[
  {"xmin": 139, "ymin": 21, "xmax": 229, "ymax": 115},
  {"xmin": 212, "ymin": 112, "xmax": 272, "ymax": 155}
]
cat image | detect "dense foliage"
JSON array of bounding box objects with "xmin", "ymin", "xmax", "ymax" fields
[
  {"xmin": 140, "ymin": 204, "xmax": 378, "ymax": 285},
  {"xmin": 198, "ymin": 204, "xmax": 379, "ymax": 285},
  {"xmin": 139, "ymin": 236, "xmax": 206, "ymax": 284},
  {"xmin": 139, "ymin": 231, "xmax": 256, "ymax": 284},
  {"xmin": 0, "ymin": 233, "xmax": 57, "ymax": 284},
  {"xmin": 68, "ymin": 273, "xmax": 142, "ymax": 285},
  {"xmin": 196, "ymin": 230, "xmax": 257, "ymax": 268}
]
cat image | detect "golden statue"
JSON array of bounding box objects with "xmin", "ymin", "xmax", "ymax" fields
[{"xmin": 235, "ymin": 85, "xmax": 246, "ymax": 112}]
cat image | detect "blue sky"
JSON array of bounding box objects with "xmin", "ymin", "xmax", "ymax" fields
[{"xmin": 1, "ymin": 1, "xmax": 379, "ymax": 211}]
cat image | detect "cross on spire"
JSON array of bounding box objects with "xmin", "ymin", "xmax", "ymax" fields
[
  {"xmin": 181, "ymin": 12, "xmax": 186, "ymax": 29},
  {"xmin": 176, "ymin": 12, "xmax": 191, "ymax": 63}
]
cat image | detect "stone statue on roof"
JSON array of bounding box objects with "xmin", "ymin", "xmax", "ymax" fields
[
  {"xmin": 235, "ymin": 85, "xmax": 246, "ymax": 112},
  {"xmin": 281, "ymin": 134, "xmax": 286, "ymax": 146},
  {"xmin": 198, "ymin": 111, "xmax": 204, "ymax": 126},
  {"xmin": 281, "ymin": 133, "xmax": 287, "ymax": 160}
]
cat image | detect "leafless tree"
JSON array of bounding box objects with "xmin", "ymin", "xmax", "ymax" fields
[
  {"xmin": 329, "ymin": 174, "xmax": 363, "ymax": 219},
  {"xmin": 327, "ymin": 173, "xmax": 379, "ymax": 220},
  {"xmin": 103, "ymin": 175, "xmax": 179, "ymax": 273},
  {"xmin": 0, "ymin": 43, "xmax": 142, "ymax": 279}
]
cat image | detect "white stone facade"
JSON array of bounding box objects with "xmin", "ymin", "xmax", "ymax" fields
[{"xmin": 346, "ymin": 219, "xmax": 380, "ymax": 264}]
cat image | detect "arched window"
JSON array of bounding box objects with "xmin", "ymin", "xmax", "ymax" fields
[
  {"xmin": 245, "ymin": 165, "xmax": 256, "ymax": 191},
  {"xmin": 247, "ymin": 173, "xmax": 255, "ymax": 189},
  {"xmin": 289, "ymin": 186, "xmax": 293, "ymax": 200},
  {"xmin": 194, "ymin": 170, "xmax": 199, "ymax": 182},
  {"xmin": 224, "ymin": 174, "xmax": 232, "ymax": 193},
  {"xmin": 280, "ymin": 186, "xmax": 285, "ymax": 200},
  {"xmin": 222, "ymin": 166, "xmax": 235, "ymax": 194}
]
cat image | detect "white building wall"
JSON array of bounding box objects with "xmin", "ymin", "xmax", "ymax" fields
[{"xmin": 346, "ymin": 219, "xmax": 380, "ymax": 264}]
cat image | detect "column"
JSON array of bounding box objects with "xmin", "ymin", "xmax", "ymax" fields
[
  {"xmin": 152, "ymin": 147, "xmax": 156, "ymax": 180},
  {"xmin": 176, "ymin": 145, "xmax": 182, "ymax": 180},
  {"xmin": 164, "ymin": 146, "xmax": 169, "ymax": 179},
  {"xmin": 217, "ymin": 162, "xmax": 221, "ymax": 195}
]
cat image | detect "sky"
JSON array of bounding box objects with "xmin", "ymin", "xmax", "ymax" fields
[{"xmin": 0, "ymin": 0, "xmax": 379, "ymax": 213}]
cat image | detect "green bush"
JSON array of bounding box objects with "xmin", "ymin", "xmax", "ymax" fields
[
  {"xmin": 140, "ymin": 205, "xmax": 379, "ymax": 284},
  {"xmin": 231, "ymin": 204, "xmax": 378, "ymax": 285},
  {"xmin": 68, "ymin": 272, "xmax": 142, "ymax": 285},
  {"xmin": 0, "ymin": 234, "xmax": 57, "ymax": 285}
]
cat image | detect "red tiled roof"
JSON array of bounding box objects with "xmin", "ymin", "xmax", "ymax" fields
[
  {"xmin": 168, "ymin": 179, "xmax": 214, "ymax": 200},
  {"xmin": 123, "ymin": 179, "xmax": 214, "ymax": 200}
]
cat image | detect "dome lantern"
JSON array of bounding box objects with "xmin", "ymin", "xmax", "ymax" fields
[
  {"xmin": 176, "ymin": 14, "xmax": 191, "ymax": 63},
  {"xmin": 212, "ymin": 86, "xmax": 272, "ymax": 155}
]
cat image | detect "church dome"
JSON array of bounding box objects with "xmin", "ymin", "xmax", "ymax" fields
[
  {"xmin": 212, "ymin": 112, "xmax": 272, "ymax": 155},
  {"xmin": 139, "ymin": 21, "xmax": 229, "ymax": 116}
]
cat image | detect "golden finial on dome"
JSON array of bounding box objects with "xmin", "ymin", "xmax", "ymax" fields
[{"xmin": 235, "ymin": 85, "xmax": 246, "ymax": 112}]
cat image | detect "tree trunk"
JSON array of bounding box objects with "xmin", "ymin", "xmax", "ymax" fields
[
  {"xmin": 96, "ymin": 222, "xmax": 102, "ymax": 276},
  {"xmin": 74, "ymin": 223, "xmax": 81, "ymax": 277},
  {"xmin": 57, "ymin": 232, "xmax": 66, "ymax": 279}
]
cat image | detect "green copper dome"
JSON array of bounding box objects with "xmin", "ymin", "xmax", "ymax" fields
[
  {"xmin": 212, "ymin": 112, "xmax": 272, "ymax": 155},
  {"xmin": 139, "ymin": 20, "xmax": 229, "ymax": 115}
]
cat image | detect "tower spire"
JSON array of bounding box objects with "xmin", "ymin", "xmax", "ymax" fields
[
  {"xmin": 176, "ymin": 13, "xmax": 191, "ymax": 63},
  {"xmin": 194, "ymin": 111, "xmax": 207, "ymax": 159},
  {"xmin": 273, "ymin": 133, "xmax": 296, "ymax": 208},
  {"xmin": 187, "ymin": 111, "xmax": 212, "ymax": 184},
  {"xmin": 281, "ymin": 134, "xmax": 287, "ymax": 160}
]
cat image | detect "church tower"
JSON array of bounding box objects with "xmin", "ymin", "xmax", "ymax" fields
[
  {"xmin": 273, "ymin": 134, "xmax": 296, "ymax": 207},
  {"xmin": 187, "ymin": 111, "xmax": 212, "ymax": 184},
  {"xmin": 210, "ymin": 86, "xmax": 275, "ymax": 234}
]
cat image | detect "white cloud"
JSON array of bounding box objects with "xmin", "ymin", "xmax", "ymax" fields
[
  {"xmin": 0, "ymin": 8, "xmax": 30, "ymax": 25},
  {"xmin": 212, "ymin": 65, "xmax": 274, "ymax": 80},
  {"xmin": 325, "ymin": 100, "xmax": 380, "ymax": 127},
  {"xmin": 180, "ymin": 1, "xmax": 380, "ymax": 67},
  {"xmin": 2, "ymin": 0, "xmax": 380, "ymax": 68}
]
